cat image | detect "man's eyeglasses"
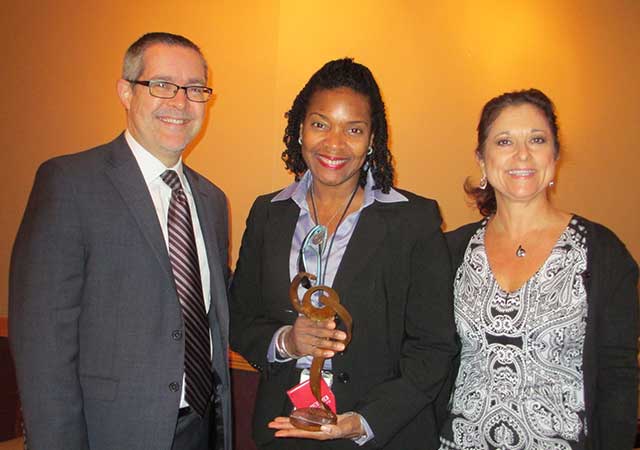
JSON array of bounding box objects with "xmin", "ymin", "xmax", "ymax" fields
[{"xmin": 128, "ymin": 80, "xmax": 213, "ymax": 103}]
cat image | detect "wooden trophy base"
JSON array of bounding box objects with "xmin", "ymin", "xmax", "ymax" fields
[{"xmin": 289, "ymin": 407, "xmax": 337, "ymax": 431}]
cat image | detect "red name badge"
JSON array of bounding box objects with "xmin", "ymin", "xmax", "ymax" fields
[{"xmin": 287, "ymin": 377, "xmax": 336, "ymax": 413}]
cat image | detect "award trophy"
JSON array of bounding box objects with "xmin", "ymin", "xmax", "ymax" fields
[{"xmin": 287, "ymin": 225, "xmax": 353, "ymax": 431}]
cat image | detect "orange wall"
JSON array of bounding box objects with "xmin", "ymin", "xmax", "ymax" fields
[{"xmin": 2, "ymin": 0, "xmax": 639, "ymax": 315}]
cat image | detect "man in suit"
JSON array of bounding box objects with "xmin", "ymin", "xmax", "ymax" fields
[{"xmin": 9, "ymin": 32, "xmax": 231, "ymax": 450}]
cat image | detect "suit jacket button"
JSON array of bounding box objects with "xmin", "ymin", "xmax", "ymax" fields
[
  {"xmin": 169, "ymin": 382, "xmax": 180, "ymax": 392},
  {"xmin": 337, "ymin": 371, "xmax": 350, "ymax": 384},
  {"xmin": 172, "ymin": 330, "xmax": 183, "ymax": 340}
]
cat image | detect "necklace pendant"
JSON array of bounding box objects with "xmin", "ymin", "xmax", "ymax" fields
[{"xmin": 515, "ymin": 245, "xmax": 527, "ymax": 258}]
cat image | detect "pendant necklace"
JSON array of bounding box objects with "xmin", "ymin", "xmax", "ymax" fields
[
  {"xmin": 309, "ymin": 182, "xmax": 359, "ymax": 284},
  {"xmin": 516, "ymin": 244, "xmax": 527, "ymax": 258}
]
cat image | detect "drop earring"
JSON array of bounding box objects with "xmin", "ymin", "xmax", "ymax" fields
[
  {"xmin": 479, "ymin": 175, "xmax": 488, "ymax": 190},
  {"xmin": 363, "ymin": 146, "xmax": 374, "ymax": 172},
  {"xmin": 298, "ymin": 136, "xmax": 303, "ymax": 146}
]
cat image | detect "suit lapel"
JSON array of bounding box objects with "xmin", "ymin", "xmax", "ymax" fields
[
  {"xmin": 264, "ymin": 199, "xmax": 300, "ymax": 300},
  {"xmin": 333, "ymin": 203, "xmax": 386, "ymax": 300},
  {"xmin": 104, "ymin": 135, "xmax": 173, "ymax": 281},
  {"xmin": 265, "ymin": 192, "xmax": 387, "ymax": 307},
  {"xmin": 183, "ymin": 168, "xmax": 228, "ymax": 337},
  {"xmin": 264, "ymin": 198, "xmax": 387, "ymax": 305}
]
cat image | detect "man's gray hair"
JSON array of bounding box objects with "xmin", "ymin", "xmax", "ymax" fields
[{"xmin": 122, "ymin": 32, "xmax": 208, "ymax": 82}]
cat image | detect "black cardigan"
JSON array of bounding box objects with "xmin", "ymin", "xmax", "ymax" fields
[{"xmin": 440, "ymin": 217, "xmax": 639, "ymax": 450}]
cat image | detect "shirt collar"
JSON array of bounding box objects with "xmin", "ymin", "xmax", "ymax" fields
[
  {"xmin": 271, "ymin": 170, "xmax": 408, "ymax": 207},
  {"xmin": 125, "ymin": 130, "xmax": 184, "ymax": 184}
]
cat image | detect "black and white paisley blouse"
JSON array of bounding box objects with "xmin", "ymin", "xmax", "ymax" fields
[{"xmin": 439, "ymin": 217, "xmax": 589, "ymax": 450}]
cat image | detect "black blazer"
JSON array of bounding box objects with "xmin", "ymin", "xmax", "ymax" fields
[
  {"xmin": 442, "ymin": 217, "xmax": 639, "ymax": 450},
  {"xmin": 230, "ymin": 188, "xmax": 458, "ymax": 449},
  {"xmin": 10, "ymin": 134, "xmax": 232, "ymax": 450}
]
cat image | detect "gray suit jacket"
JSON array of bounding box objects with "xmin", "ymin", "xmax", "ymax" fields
[{"xmin": 9, "ymin": 134, "xmax": 232, "ymax": 450}]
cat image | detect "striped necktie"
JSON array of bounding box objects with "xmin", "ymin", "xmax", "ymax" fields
[{"xmin": 161, "ymin": 169, "xmax": 212, "ymax": 417}]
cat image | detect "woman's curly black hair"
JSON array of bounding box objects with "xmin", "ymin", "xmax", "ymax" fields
[
  {"xmin": 465, "ymin": 88, "xmax": 560, "ymax": 216},
  {"xmin": 281, "ymin": 58, "xmax": 394, "ymax": 193}
]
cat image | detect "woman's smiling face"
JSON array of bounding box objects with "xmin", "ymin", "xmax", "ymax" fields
[
  {"xmin": 480, "ymin": 103, "xmax": 558, "ymax": 206},
  {"xmin": 300, "ymin": 87, "xmax": 373, "ymax": 191}
]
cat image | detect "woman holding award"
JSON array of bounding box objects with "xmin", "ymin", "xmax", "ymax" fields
[{"xmin": 230, "ymin": 58, "xmax": 457, "ymax": 449}]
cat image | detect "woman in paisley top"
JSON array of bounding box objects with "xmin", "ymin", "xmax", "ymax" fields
[{"xmin": 438, "ymin": 89, "xmax": 639, "ymax": 450}]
